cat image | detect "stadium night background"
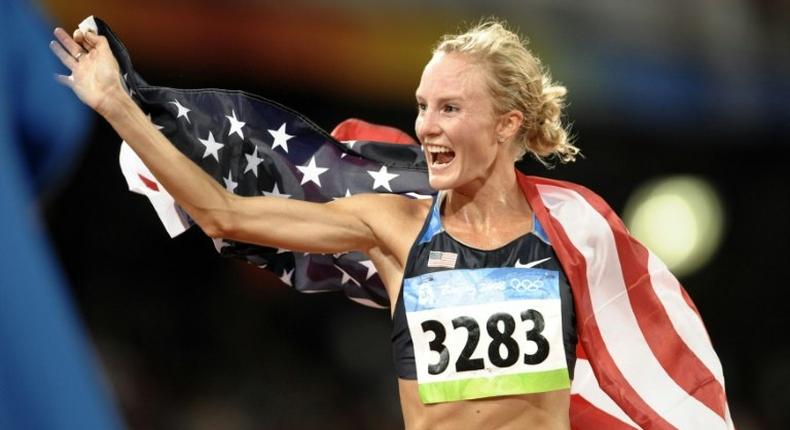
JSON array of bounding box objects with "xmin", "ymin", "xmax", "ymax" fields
[{"xmin": 7, "ymin": 0, "xmax": 788, "ymax": 429}]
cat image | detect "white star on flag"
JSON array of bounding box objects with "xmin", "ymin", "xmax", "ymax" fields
[
  {"xmin": 223, "ymin": 172, "xmax": 238, "ymax": 193},
  {"xmin": 198, "ymin": 131, "xmax": 224, "ymax": 161},
  {"xmin": 123, "ymin": 73, "xmax": 135, "ymax": 97},
  {"xmin": 406, "ymin": 192, "xmax": 433, "ymax": 200},
  {"xmin": 333, "ymin": 264, "xmax": 360, "ymax": 286},
  {"xmin": 169, "ymin": 99, "xmax": 191, "ymax": 123},
  {"xmin": 359, "ymin": 260, "xmax": 378, "ymax": 280},
  {"xmin": 226, "ymin": 109, "xmax": 246, "ymax": 139},
  {"xmin": 367, "ymin": 165, "xmax": 399, "ymax": 192},
  {"xmin": 297, "ymin": 156, "xmax": 329, "ymax": 187},
  {"xmin": 244, "ymin": 147, "xmax": 264, "ymax": 177},
  {"xmin": 268, "ymin": 122, "xmax": 294, "ymax": 153},
  {"xmin": 340, "ymin": 140, "xmax": 356, "ymax": 159},
  {"xmin": 146, "ymin": 113, "xmax": 164, "ymax": 130},
  {"xmin": 333, "ymin": 189, "xmax": 352, "ymax": 201},
  {"xmin": 263, "ymin": 183, "xmax": 291, "ymax": 199},
  {"xmin": 279, "ymin": 268, "xmax": 294, "ymax": 287},
  {"xmin": 212, "ymin": 238, "xmax": 228, "ymax": 252}
]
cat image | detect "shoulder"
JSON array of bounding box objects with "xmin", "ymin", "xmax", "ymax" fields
[
  {"xmin": 328, "ymin": 192, "xmax": 432, "ymax": 222},
  {"xmin": 519, "ymin": 173, "xmax": 596, "ymax": 196},
  {"xmin": 519, "ymin": 173, "xmax": 612, "ymax": 212},
  {"xmin": 332, "ymin": 193, "xmax": 432, "ymax": 267}
]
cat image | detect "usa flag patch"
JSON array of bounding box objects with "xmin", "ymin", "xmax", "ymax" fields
[{"xmin": 427, "ymin": 251, "xmax": 458, "ymax": 268}]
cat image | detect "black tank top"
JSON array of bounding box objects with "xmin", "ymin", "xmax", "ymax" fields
[{"xmin": 391, "ymin": 192, "xmax": 577, "ymax": 380}]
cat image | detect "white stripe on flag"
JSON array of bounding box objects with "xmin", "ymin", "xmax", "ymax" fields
[
  {"xmin": 119, "ymin": 142, "xmax": 191, "ymax": 238},
  {"xmin": 537, "ymin": 184, "xmax": 726, "ymax": 429},
  {"xmin": 647, "ymin": 253, "xmax": 725, "ymax": 386},
  {"xmin": 571, "ymin": 359, "xmax": 638, "ymax": 428}
]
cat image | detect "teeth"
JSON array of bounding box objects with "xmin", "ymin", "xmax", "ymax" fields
[{"xmin": 425, "ymin": 144, "xmax": 452, "ymax": 153}]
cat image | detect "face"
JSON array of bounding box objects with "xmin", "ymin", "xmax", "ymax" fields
[{"xmin": 415, "ymin": 52, "xmax": 502, "ymax": 191}]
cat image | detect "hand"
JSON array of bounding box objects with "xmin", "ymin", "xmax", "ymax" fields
[{"xmin": 50, "ymin": 27, "xmax": 126, "ymax": 117}]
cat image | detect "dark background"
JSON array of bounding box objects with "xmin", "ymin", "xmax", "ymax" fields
[{"xmin": 38, "ymin": 1, "xmax": 790, "ymax": 429}]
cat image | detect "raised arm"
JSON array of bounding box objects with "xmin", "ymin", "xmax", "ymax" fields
[{"xmin": 49, "ymin": 27, "xmax": 387, "ymax": 255}]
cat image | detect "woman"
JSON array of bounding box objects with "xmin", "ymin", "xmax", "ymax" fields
[{"xmin": 50, "ymin": 19, "xmax": 730, "ymax": 430}]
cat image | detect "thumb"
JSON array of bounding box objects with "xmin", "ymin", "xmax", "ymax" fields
[{"xmin": 54, "ymin": 74, "xmax": 74, "ymax": 89}]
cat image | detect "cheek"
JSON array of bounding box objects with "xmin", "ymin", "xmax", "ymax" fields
[{"xmin": 454, "ymin": 121, "xmax": 496, "ymax": 162}]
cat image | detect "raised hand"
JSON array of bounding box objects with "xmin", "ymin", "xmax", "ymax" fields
[{"xmin": 49, "ymin": 27, "xmax": 127, "ymax": 117}]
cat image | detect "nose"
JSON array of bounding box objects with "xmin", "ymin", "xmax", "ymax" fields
[{"xmin": 415, "ymin": 108, "xmax": 441, "ymax": 144}]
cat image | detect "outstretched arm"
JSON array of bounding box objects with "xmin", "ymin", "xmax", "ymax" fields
[{"xmin": 49, "ymin": 27, "xmax": 381, "ymax": 254}]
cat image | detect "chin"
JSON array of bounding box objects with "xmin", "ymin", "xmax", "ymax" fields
[{"xmin": 427, "ymin": 169, "xmax": 459, "ymax": 191}]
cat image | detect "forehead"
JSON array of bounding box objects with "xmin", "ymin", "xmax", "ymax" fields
[{"xmin": 415, "ymin": 52, "xmax": 489, "ymax": 100}]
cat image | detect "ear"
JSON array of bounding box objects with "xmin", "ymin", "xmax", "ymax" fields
[{"xmin": 495, "ymin": 109, "xmax": 524, "ymax": 144}]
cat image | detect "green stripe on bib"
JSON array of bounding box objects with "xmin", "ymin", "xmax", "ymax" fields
[{"xmin": 417, "ymin": 368, "xmax": 570, "ymax": 404}]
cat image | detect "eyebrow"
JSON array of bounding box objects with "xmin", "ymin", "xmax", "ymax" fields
[{"xmin": 414, "ymin": 94, "xmax": 466, "ymax": 103}]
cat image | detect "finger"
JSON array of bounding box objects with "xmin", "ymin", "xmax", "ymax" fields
[
  {"xmin": 73, "ymin": 29, "xmax": 87, "ymax": 50},
  {"xmin": 74, "ymin": 28, "xmax": 96, "ymax": 50},
  {"xmin": 49, "ymin": 40, "xmax": 76, "ymax": 70},
  {"xmin": 54, "ymin": 73, "xmax": 74, "ymax": 89},
  {"xmin": 54, "ymin": 27, "xmax": 85, "ymax": 57},
  {"xmin": 84, "ymin": 30, "xmax": 107, "ymax": 49}
]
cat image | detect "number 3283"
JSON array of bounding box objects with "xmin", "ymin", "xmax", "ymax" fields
[{"xmin": 420, "ymin": 310, "xmax": 550, "ymax": 375}]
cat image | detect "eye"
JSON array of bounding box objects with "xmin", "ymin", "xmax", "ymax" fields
[
  {"xmin": 442, "ymin": 104, "xmax": 458, "ymax": 113},
  {"xmin": 416, "ymin": 102, "xmax": 427, "ymax": 112}
]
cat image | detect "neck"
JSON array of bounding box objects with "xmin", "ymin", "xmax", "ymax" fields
[{"xmin": 443, "ymin": 165, "xmax": 530, "ymax": 231}]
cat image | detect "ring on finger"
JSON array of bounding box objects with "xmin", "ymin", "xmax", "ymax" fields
[{"xmin": 74, "ymin": 51, "xmax": 84, "ymax": 61}]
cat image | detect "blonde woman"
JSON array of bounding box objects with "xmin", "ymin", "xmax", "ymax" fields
[{"xmin": 51, "ymin": 18, "xmax": 730, "ymax": 430}]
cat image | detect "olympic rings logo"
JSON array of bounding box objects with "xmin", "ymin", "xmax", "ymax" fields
[{"xmin": 510, "ymin": 278, "xmax": 544, "ymax": 293}]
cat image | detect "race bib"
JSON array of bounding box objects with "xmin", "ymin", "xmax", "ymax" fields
[{"xmin": 403, "ymin": 267, "xmax": 570, "ymax": 403}]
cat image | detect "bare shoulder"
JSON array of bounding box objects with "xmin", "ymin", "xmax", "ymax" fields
[
  {"xmin": 329, "ymin": 192, "xmax": 431, "ymax": 223},
  {"xmin": 331, "ymin": 193, "xmax": 431, "ymax": 268}
]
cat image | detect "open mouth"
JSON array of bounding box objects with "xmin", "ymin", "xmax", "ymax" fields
[{"xmin": 426, "ymin": 144, "xmax": 456, "ymax": 168}]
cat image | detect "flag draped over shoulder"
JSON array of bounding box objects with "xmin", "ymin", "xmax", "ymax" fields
[
  {"xmin": 85, "ymin": 16, "xmax": 733, "ymax": 429},
  {"xmin": 519, "ymin": 175, "xmax": 734, "ymax": 429}
]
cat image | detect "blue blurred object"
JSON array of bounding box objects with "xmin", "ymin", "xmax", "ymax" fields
[{"xmin": 0, "ymin": 0, "xmax": 123, "ymax": 429}]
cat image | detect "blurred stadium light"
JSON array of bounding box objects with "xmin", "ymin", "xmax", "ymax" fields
[{"xmin": 623, "ymin": 175, "xmax": 725, "ymax": 277}]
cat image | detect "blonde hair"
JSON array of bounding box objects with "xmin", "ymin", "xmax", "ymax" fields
[{"xmin": 435, "ymin": 19, "xmax": 579, "ymax": 165}]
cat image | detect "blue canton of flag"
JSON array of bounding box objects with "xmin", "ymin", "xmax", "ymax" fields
[{"xmin": 93, "ymin": 17, "xmax": 435, "ymax": 308}]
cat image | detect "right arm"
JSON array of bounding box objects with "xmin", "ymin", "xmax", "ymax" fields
[{"xmin": 50, "ymin": 27, "xmax": 394, "ymax": 255}]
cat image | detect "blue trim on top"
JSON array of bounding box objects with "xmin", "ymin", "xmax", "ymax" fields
[
  {"xmin": 417, "ymin": 192, "xmax": 551, "ymax": 246},
  {"xmin": 532, "ymin": 212, "xmax": 552, "ymax": 245},
  {"xmin": 417, "ymin": 192, "xmax": 445, "ymax": 245}
]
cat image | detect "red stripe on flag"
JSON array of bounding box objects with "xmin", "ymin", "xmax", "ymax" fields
[
  {"xmin": 571, "ymin": 394, "xmax": 637, "ymax": 430},
  {"xmin": 518, "ymin": 172, "xmax": 674, "ymax": 429},
  {"xmin": 138, "ymin": 174, "xmax": 159, "ymax": 192},
  {"xmin": 538, "ymin": 175, "xmax": 727, "ymax": 420}
]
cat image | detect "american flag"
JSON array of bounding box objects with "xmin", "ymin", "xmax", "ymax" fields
[
  {"xmin": 427, "ymin": 250, "xmax": 458, "ymax": 268},
  {"xmin": 89, "ymin": 17, "xmax": 434, "ymax": 309},
  {"xmin": 86, "ymin": 15, "xmax": 733, "ymax": 429}
]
